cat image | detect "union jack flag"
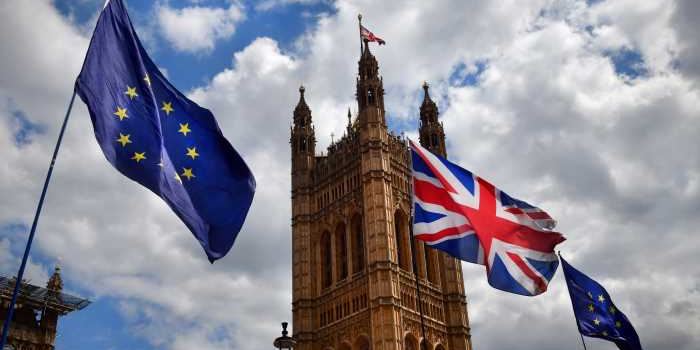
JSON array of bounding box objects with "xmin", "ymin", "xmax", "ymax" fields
[
  {"xmin": 410, "ymin": 140, "xmax": 565, "ymax": 296},
  {"xmin": 360, "ymin": 24, "xmax": 386, "ymax": 45}
]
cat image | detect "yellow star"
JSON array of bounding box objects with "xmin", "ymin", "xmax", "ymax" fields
[
  {"xmin": 178, "ymin": 123, "xmax": 191, "ymax": 136},
  {"xmin": 587, "ymin": 304, "xmax": 594, "ymax": 312},
  {"xmin": 602, "ymin": 331, "xmax": 608, "ymax": 337},
  {"xmin": 186, "ymin": 146, "xmax": 199, "ymax": 160},
  {"xmin": 609, "ymin": 306, "xmax": 616, "ymax": 314},
  {"xmin": 125, "ymin": 86, "xmax": 138, "ymax": 99},
  {"xmin": 615, "ymin": 321, "xmax": 622, "ymax": 328},
  {"xmin": 131, "ymin": 152, "xmax": 146, "ymax": 163},
  {"xmin": 114, "ymin": 107, "xmax": 128, "ymax": 121},
  {"xmin": 587, "ymin": 291, "xmax": 593, "ymax": 300},
  {"xmin": 593, "ymin": 318, "xmax": 601, "ymax": 326},
  {"xmin": 144, "ymin": 74, "xmax": 151, "ymax": 86},
  {"xmin": 174, "ymin": 172, "xmax": 182, "ymax": 184},
  {"xmin": 116, "ymin": 133, "xmax": 132, "ymax": 147},
  {"xmin": 181, "ymin": 167, "xmax": 195, "ymax": 180},
  {"xmin": 598, "ymin": 295, "xmax": 606, "ymax": 303},
  {"xmin": 161, "ymin": 101, "xmax": 174, "ymax": 116}
]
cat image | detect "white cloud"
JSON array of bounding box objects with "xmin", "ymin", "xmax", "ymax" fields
[
  {"xmin": 157, "ymin": 2, "xmax": 244, "ymax": 53},
  {"xmin": 255, "ymin": 0, "xmax": 326, "ymax": 11}
]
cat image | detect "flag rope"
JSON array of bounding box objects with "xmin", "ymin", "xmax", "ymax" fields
[
  {"xmin": 0, "ymin": 88, "xmax": 77, "ymax": 349},
  {"xmin": 406, "ymin": 138, "xmax": 429, "ymax": 348},
  {"xmin": 559, "ymin": 252, "xmax": 588, "ymax": 350}
]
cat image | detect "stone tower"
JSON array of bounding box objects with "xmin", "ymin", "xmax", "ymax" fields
[{"xmin": 291, "ymin": 40, "xmax": 472, "ymax": 350}]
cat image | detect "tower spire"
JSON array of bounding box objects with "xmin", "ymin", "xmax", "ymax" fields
[
  {"xmin": 46, "ymin": 265, "xmax": 63, "ymax": 292},
  {"xmin": 355, "ymin": 27, "xmax": 385, "ymax": 127},
  {"xmin": 419, "ymin": 81, "xmax": 446, "ymax": 156}
]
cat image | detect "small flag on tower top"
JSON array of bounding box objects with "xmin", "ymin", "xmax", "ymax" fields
[
  {"xmin": 360, "ymin": 25, "xmax": 386, "ymax": 45},
  {"xmin": 76, "ymin": 0, "xmax": 255, "ymax": 263}
]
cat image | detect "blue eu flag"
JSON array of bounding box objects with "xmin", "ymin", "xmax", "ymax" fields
[
  {"xmin": 561, "ymin": 256, "xmax": 643, "ymax": 350},
  {"xmin": 76, "ymin": 0, "xmax": 255, "ymax": 262}
]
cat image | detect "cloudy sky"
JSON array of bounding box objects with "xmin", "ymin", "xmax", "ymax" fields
[{"xmin": 1, "ymin": 0, "xmax": 699, "ymax": 349}]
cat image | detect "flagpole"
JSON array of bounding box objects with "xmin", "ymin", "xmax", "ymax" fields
[
  {"xmin": 0, "ymin": 88, "xmax": 77, "ymax": 349},
  {"xmin": 558, "ymin": 252, "xmax": 588, "ymax": 350},
  {"xmin": 358, "ymin": 13, "xmax": 363, "ymax": 55},
  {"xmin": 405, "ymin": 138, "xmax": 429, "ymax": 348}
]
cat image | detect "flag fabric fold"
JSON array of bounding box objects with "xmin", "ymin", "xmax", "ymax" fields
[
  {"xmin": 76, "ymin": 0, "xmax": 255, "ymax": 262},
  {"xmin": 360, "ymin": 24, "xmax": 386, "ymax": 45},
  {"xmin": 410, "ymin": 140, "xmax": 564, "ymax": 296},
  {"xmin": 561, "ymin": 256, "xmax": 643, "ymax": 350}
]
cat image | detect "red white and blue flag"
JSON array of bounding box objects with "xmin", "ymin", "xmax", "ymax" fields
[
  {"xmin": 410, "ymin": 141, "xmax": 565, "ymax": 296},
  {"xmin": 360, "ymin": 25, "xmax": 386, "ymax": 45}
]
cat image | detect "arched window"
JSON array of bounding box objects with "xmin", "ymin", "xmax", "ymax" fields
[
  {"xmin": 367, "ymin": 89, "xmax": 375, "ymax": 105},
  {"xmin": 300, "ymin": 137, "xmax": 307, "ymax": 152},
  {"xmin": 394, "ymin": 210, "xmax": 410, "ymax": 271},
  {"xmin": 351, "ymin": 215, "xmax": 365, "ymax": 274},
  {"xmin": 321, "ymin": 231, "xmax": 332, "ymax": 288},
  {"xmin": 354, "ymin": 335, "xmax": 371, "ymax": 350},
  {"xmin": 404, "ymin": 334, "xmax": 419, "ymax": 350},
  {"xmin": 335, "ymin": 223, "xmax": 348, "ymax": 281},
  {"xmin": 424, "ymin": 245, "xmax": 438, "ymax": 284}
]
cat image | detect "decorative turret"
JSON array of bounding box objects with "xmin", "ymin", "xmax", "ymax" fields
[
  {"xmin": 291, "ymin": 85, "xmax": 315, "ymax": 189},
  {"xmin": 356, "ymin": 40, "xmax": 385, "ymax": 126},
  {"xmin": 46, "ymin": 265, "xmax": 63, "ymax": 293},
  {"xmin": 418, "ymin": 82, "xmax": 446, "ymax": 156},
  {"xmin": 294, "ymin": 85, "xmax": 312, "ymax": 128}
]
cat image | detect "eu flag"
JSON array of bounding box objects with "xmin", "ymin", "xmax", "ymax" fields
[
  {"xmin": 561, "ymin": 256, "xmax": 643, "ymax": 350},
  {"xmin": 76, "ymin": 0, "xmax": 255, "ymax": 262}
]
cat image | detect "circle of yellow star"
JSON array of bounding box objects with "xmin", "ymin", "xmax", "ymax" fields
[
  {"xmin": 178, "ymin": 123, "xmax": 191, "ymax": 136},
  {"xmin": 186, "ymin": 147, "xmax": 199, "ymax": 160},
  {"xmin": 602, "ymin": 331, "xmax": 608, "ymax": 337},
  {"xmin": 116, "ymin": 133, "xmax": 132, "ymax": 147},
  {"xmin": 615, "ymin": 321, "xmax": 622, "ymax": 328},
  {"xmin": 181, "ymin": 167, "xmax": 195, "ymax": 180},
  {"xmin": 161, "ymin": 101, "xmax": 174, "ymax": 116},
  {"xmin": 131, "ymin": 152, "xmax": 146, "ymax": 163},
  {"xmin": 598, "ymin": 295, "xmax": 606, "ymax": 303},
  {"xmin": 609, "ymin": 306, "xmax": 616, "ymax": 314},
  {"xmin": 125, "ymin": 86, "xmax": 138, "ymax": 99},
  {"xmin": 114, "ymin": 107, "xmax": 128, "ymax": 121},
  {"xmin": 593, "ymin": 318, "xmax": 601, "ymax": 326},
  {"xmin": 144, "ymin": 74, "xmax": 151, "ymax": 86},
  {"xmin": 587, "ymin": 304, "xmax": 594, "ymax": 312}
]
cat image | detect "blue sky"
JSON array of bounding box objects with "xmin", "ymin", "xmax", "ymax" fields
[{"xmin": 1, "ymin": 1, "xmax": 699, "ymax": 349}]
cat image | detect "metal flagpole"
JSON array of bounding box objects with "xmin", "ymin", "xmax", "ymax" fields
[
  {"xmin": 558, "ymin": 252, "xmax": 588, "ymax": 350},
  {"xmin": 405, "ymin": 138, "xmax": 428, "ymax": 348},
  {"xmin": 358, "ymin": 14, "xmax": 363, "ymax": 55},
  {"xmin": 0, "ymin": 88, "xmax": 77, "ymax": 349}
]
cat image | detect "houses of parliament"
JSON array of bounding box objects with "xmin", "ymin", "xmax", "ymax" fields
[{"xmin": 290, "ymin": 39, "xmax": 473, "ymax": 350}]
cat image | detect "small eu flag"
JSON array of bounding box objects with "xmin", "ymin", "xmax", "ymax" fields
[
  {"xmin": 561, "ymin": 256, "xmax": 643, "ymax": 350},
  {"xmin": 76, "ymin": 0, "xmax": 255, "ymax": 262}
]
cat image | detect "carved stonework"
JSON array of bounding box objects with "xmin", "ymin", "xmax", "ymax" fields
[{"xmin": 291, "ymin": 40, "xmax": 472, "ymax": 350}]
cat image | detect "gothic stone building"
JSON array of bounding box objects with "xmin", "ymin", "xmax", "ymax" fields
[
  {"xmin": 0, "ymin": 267, "xmax": 89, "ymax": 350},
  {"xmin": 290, "ymin": 40, "xmax": 472, "ymax": 350}
]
